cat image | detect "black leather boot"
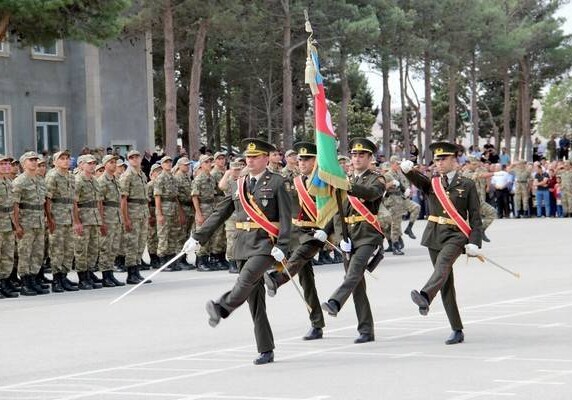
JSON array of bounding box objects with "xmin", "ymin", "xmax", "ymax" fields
[
  {"xmin": 20, "ymin": 276, "xmax": 37, "ymax": 296},
  {"xmin": 31, "ymin": 274, "xmax": 50, "ymax": 294},
  {"xmin": 102, "ymin": 270, "xmax": 116, "ymax": 288},
  {"xmin": 126, "ymin": 266, "xmax": 139, "ymax": 285},
  {"xmin": 88, "ymin": 271, "xmax": 103, "ymax": 289},
  {"xmin": 404, "ymin": 222, "xmax": 416, "ymax": 239},
  {"xmin": 61, "ymin": 273, "xmax": 79, "ymax": 291},
  {"xmin": 77, "ymin": 271, "xmax": 94, "ymax": 290},
  {"xmin": 196, "ymin": 256, "xmax": 211, "ymax": 272},
  {"xmin": 392, "ymin": 243, "xmax": 404, "ymax": 255},
  {"xmin": 51, "ymin": 273, "xmax": 64, "ymax": 293},
  {"xmin": 108, "ymin": 270, "xmax": 125, "ymax": 286},
  {"xmin": 321, "ymin": 250, "xmax": 334, "ymax": 264},
  {"xmin": 134, "ymin": 265, "xmax": 151, "ymax": 283},
  {"xmin": 215, "ymin": 254, "xmax": 231, "ymax": 270},
  {"xmin": 0, "ymin": 278, "xmax": 18, "ymax": 298}
]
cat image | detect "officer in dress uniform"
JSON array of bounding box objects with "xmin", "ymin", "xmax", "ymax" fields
[
  {"xmin": 264, "ymin": 142, "xmax": 326, "ymax": 341},
  {"xmin": 183, "ymin": 138, "xmax": 291, "ymax": 365},
  {"xmin": 321, "ymin": 138, "xmax": 386, "ymax": 344},
  {"xmin": 401, "ymin": 142, "xmax": 483, "ymax": 345}
]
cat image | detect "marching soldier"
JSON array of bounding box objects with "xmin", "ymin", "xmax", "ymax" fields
[
  {"xmin": 119, "ymin": 150, "xmax": 151, "ymax": 284},
  {"xmin": 513, "ymin": 159, "xmax": 532, "ymax": 218},
  {"xmin": 147, "ymin": 163, "xmax": 162, "ymax": 268},
  {"xmin": 0, "ymin": 154, "xmax": 18, "ymax": 297},
  {"xmin": 321, "ymin": 138, "xmax": 386, "ymax": 344},
  {"xmin": 12, "ymin": 151, "xmax": 49, "ymax": 295},
  {"xmin": 154, "ymin": 156, "xmax": 184, "ymax": 271},
  {"xmin": 73, "ymin": 154, "xmax": 104, "ymax": 290},
  {"xmin": 45, "ymin": 150, "xmax": 79, "ymax": 292},
  {"xmin": 174, "ymin": 157, "xmax": 194, "ymax": 269},
  {"xmin": 402, "ymin": 142, "xmax": 483, "ymax": 345},
  {"xmin": 217, "ymin": 158, "xmax": 246, "ymax": 274},
  {"xmin": 97, "ymin": 154, "xmax": 126, "ymax": 287},
  {"xmin": 183, "ymin": 138, "xmax": 292, "ymax": 365},
  {"xmin": 264, "ymin": 142, "xmax": 326, "ymax": 340}
]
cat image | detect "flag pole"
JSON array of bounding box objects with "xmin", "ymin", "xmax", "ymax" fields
[{"xmin": 335, "ymin": 189, "xmax": 351, "ymax": 269}]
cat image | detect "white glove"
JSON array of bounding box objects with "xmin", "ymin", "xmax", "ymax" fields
[
  {"xmin": 392, "ymin": 179, "xmax": 400, "ymax": 188},
  {"xmin": 313, "ymin": 230, "xmax": 327, "ymax": 242},
  {"xmin": 271, "ymin": 246, "xmax": 285, "ymax": 262},
  {"xmin": 183, "ymin": 236, "xmax": 200, "ymax": 255},
  {"xmin": 400, "ymin": 159, "xmax": 414, "ymax": 174},
  {"xmin": 404, "ymin": 188, "xmax": 411, "ymax": 198},
  {"xmin": 340, "ymin": 238, "xmax": 352, "ymax": 252},
  {"xmin": 465, "ymin": 243, "xmax": 480, "ymax": 257}
]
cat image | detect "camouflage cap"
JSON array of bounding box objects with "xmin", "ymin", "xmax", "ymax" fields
[
  {"xmin": 0, "ymin": 154, "xmax": 13, "ymax": 162},
  {"xmin": 116, "ymin": 159, "xmax": 126, "ymax": 168},
  {"xmin": 127, "ymin": 149, "xmax": 141, "ymax": 158},
  {"xmin": 19, "ymin": 151, "xmax": 40, "ymax": 165},
  {"xmin": 150, "ymin": 163, "xmax": 163, "ymax": 174},
  {"xmin": 95, "ymin": 164, "xmax": 104, "ymax": 171},
  {"xmin": 230, "ymin": 161, "xmax": 244, "ymax": 169},
  {"xmin": 389, "ymin": 155, "xmax": 400, "ymax": 163},
  {"xmin": 213, "ymin": 151, "xmax": 227, "ymax": 160},
  {"xmin": 337, "ymin": 155, "xmax": 350, "ymax": 163},
  {"xmin": 160, "ymin": 155, "xmax": 173, "ymax": 164},
  {"xmin": 380, "ymin": 161, "xmax": 391, "ymax": 170},
  {"xmin": 198, "ymin": 154, "xmax": 214, "ymax": 165},
  {"xmin": 285, "ymin": 149, "xmax": 297, "ymax": 158},
  {"xmin": 101, "ymin": 154, "xmax": 119, "ymax": 165},
  {"xmin": 175, "ymin": 156, "xmax": 191, "ymax": 166},
  {"xmin": 53, "ymin": 150, "xmax": 71, "ymax": 161},
  {"xmin": 79, "ymin": 154, "xmax": 97, "ymax": 164},
  {"xmin": 37, "ymin": 155, "xmax": 46, "ymax": 165}
]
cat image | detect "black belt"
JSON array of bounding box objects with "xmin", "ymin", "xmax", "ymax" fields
[
  {"xmin": 78, "ymin": 200, "xmax": 98, "ymax": 208},
  {"xmin": 19, "ymin": 203, "xmax": 43, "ymax": 210},
  {"xmin": 127, "ymin": 198, "xmax": 146, "ymax": 204},
  {"xmin": 0, "ymin": 206, "xmax": 13, "ymax": 213},
  {"xmin": 103, "ymin": 200, "xmax": 119, "ymax": 207},
  {"xmin": 180, "ymin": 200, "xmax": 192, "ymax": 206},
  {"xmin": 52, "ymin": 198, "xmax": 73, "ymax": 204},
  {"xmin": 199, "ymin": 198, "xmax": 215, "ymax": 204}
]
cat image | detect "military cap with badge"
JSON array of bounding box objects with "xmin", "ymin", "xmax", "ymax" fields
[
  {"xmin": 241, "ymin": 138, "xmax": 276, "ymax": 156},
  {"xmin": 293, "ymin": 141, "xmax": 317, "ymax": 158}
]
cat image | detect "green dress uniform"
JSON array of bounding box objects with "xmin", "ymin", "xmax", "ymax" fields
[
  {"xmin": 192, "ymin": 139, "xmax": 291, "ymax": 363},
  {"xmin": 404, "ymin": 142, "xmax": 483, "ymax": 340},
  {"xmin": 266, "ymin": 142, "xmax": 325, "ymax": 336},
  {"xmin": 322, "ymin": 138, "xmax": 385, "ymax": 343}
]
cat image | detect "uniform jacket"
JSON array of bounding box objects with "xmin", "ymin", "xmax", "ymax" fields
[
  {"xmin": 193, "ymin": 169, "xmax": 291, "ymax": 260},
  {"xmin": 45, "ymin": 169, "xmax": 74, "ymax": 225},
  {"xmin": 12, "ymin": 173, "xmax": 45, "ymax": 229},
  {"xmin": 325, "ymin": 169, "xmax": 385, "ymax": 248},
  {"xmin": 405, "ymin": 169, "xmax": 482, "ymax": 250},
  {"xmin": 98, "ymin": 172, "xmax": 122, "ymax": 225},
  {"xmin": 0, "ymin": 178, "xmax": 13, "ymax": 232},
  {"xmin": 119, "ymin": 167, "xmax": 149, "ymax": 219},
  {"xmin": 74, "ymin": 172, "xmax": 101, "ymax": 226}
]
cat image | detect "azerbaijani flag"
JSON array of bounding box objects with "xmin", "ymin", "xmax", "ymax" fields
[{"xmin": 305, "ymin": 40, "xmax": 349, "ymax": 228}]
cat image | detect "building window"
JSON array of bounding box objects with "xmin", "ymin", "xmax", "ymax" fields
[
  {"xmin": 0, "ymin": 40, "xmax": 9, "ymax": 57},
  {"xmin": 35, "ymin": 108, "xmax": 64, "ymax": 152},
  {"xmin": 31, "ymin": 40, "xmax": 64, "ymax": 60},
  {"xmin": 0, "ymin": 108, "xmax": 7, "ymax": 155}
]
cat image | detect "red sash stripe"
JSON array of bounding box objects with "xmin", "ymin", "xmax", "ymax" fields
[
  {"xmin": 347, "ymin": 195, "xmax": 384, "ymax": 235},
  {"xmin": 431, "ymin": 176, "xmax": 472, "ymax": 238},
  {"xmin": 237, "ymin": 176, "xmax": 279, "ymax": 238},
  {"xmin": 294, "ymin": 175, "xmax": 318, "ymax": 222}
]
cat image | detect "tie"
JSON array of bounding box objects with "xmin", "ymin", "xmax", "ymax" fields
[
  {"xmin": 249, "ymin": 177, "xmax": 257, "ymax": 193},
  {"xmin": 442, "ymin": 175, "xmax": 449, "ymax": 188}
]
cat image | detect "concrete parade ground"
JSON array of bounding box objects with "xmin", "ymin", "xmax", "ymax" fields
[{"xmin": 0, "ymin": 218, "xmax": 571, "ymax": 400}]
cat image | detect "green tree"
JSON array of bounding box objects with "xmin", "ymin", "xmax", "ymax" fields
[
  {"xmin": 0, "ymin": 0, "xmax": 130, "ymax": 44},
  {"xmin": 540, "ymin": 77, "xmax": 572, "ymax": 137}
]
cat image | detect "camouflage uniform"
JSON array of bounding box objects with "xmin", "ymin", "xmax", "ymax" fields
[
  {"xmin": 383, "ymin": 169, "xmax": 406, "ymax": 245},
  {"xmin": 221, "ymin": 178, "xmax": 239, "ymax": 261},
  {"xmin": 0, "ymin": 176, "xmax": 14, "ymax": 280},
  {"xmin": 210, "ymin": 165, "xmax": 228, "ymax": 262},
  {"xmin": 557, "ymin": 166, "xmax": 572, "ymax": 216},
  {"xmin": 146, "ymin": 179, "xmax": 158, "ymax": 257},
  {"xmin": 175, "ymin": 171, "xmax": 194, "ymax": 253},
  {"xmin": 74, "ymin": 171, "xmax": 101, "ymax": 273},
  {"xmin": 119, "ymin": 167, "xmax": 149, "ymax": 267},
  {"xmin": 513, "ymin": 164, "xmax": 531, "ymax": 215},
  {"xmin": 12, "ymin": 173, "xmax": 45, "ymax": 276},
  {"xmin": 461, "ymin": 169, "xmax": 496, "ymax": 230},
  {"xmin": 45, "ymin": 168, "xmax": 75, "ymax": 274},
  {"xmin": 97, "ymin": 171, "xmax": 122, "ymax": 272},
  {"xmin": 154, "ymin": 169, "xmax": 180, "ymax": 258},
  {"xmin": 191, "ymin": 172, "xmax": 225, "ymax": 258}
]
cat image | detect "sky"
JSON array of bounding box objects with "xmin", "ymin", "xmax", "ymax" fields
[{"xmin": 361, "ymin": 2, "xmax": 572, "ymax": 110}]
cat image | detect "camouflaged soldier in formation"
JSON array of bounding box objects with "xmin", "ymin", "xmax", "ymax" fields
[
  {"xmin": 191, "ymin": 154, "xmax": 226, "ymax": 271},
  {"xmin": 209, "ymin": 152, "xmax": 230, "ymax": 270},
  {"xmin": 12, "ymin": 152, "xmax": 50, "ymax": 296},
  {"xmin": 217, "ymin": 158, "xmax": 246, "ymax": 274},
  {"xmin": 154, "ymin": 156, "xmax": 184, "ymax": 271},
  {"xmin": 557, "ymin": 160, "xmax": 572, "ymax": 216},
  {"xmin": 97, "ymin": 155, "xmax": 126, "ymax": 287},
  {"xmin": 462, "ymin": 157, "xmax": 497, "ymax": 242},
  {"xmin": 0, "ymin": 154, "xmax": 18, "ymax": 298},
  {"xmin": 173, "ymin": 157, "xmax": 194, "ymax": 270},
  {"xmin": 73, "ymin": 154, "xmax": 104, "ymax": 290},
  {"xmin": 511, "ymin": 159, "xmax": 532, "ymax": 218},
  {"xmin": 36, "ymin": 156, "xmax": 52, "ymax": 285},
  {"xmin": 114, "ymin": 159, "xmax": 128, "ymax": 271},
  {"xmin": 45, "ymin": 150, "xmax": 79, "ymax": 292},
  {"xmin": 382, "ymin": 158, "xmax": 407, "ymax": 255},
  {"xmin": 119, "ymin": 150, "xmax": 151, "ymax": 285},
  {"xmin": 147, "ymin": 163, "xmax": 162, "ymax": 268}
]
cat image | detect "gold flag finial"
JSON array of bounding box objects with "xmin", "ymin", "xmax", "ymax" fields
[{"xmin": 304, "ymin": 9, "xmax": 318, "ymax": 96}]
